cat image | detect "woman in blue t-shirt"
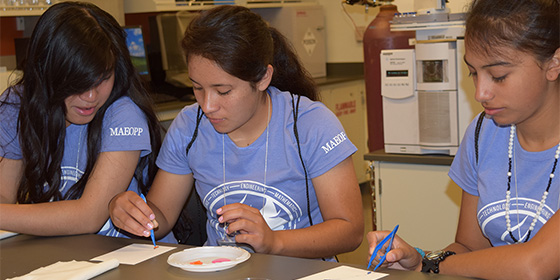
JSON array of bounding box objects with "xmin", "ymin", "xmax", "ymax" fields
[
  {"xmin": 109, "ymin": 5, "xmax": 364, "ymax": 259},
  {"xmin": 0, "ymin": 2, "xmax": 171, "ymax": 241},
  {"xmin": 366, "ymin": 0, "xmax": 560, "ymax": 278}
]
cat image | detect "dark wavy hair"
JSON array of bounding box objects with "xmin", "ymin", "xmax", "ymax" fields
[
  {"xmin": 465, "ymin": 0, "xmax": 560, "ymax": 66},
  {"xmin": 1, "ymin": 1, "xmax": 162, "ymax": 203},
  {"xmin": 181, "ymin": 5, "xmax": 318, "ymax": 101}
]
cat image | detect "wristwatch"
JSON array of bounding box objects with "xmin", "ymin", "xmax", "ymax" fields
[{"xmin": 421, "ymin": 250, "xmax": 455, "ymax": 274}]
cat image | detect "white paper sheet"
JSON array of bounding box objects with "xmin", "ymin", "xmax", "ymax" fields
[
  {"xmin": 296, "ymin": 266, "xmax": 388, "ymax": 280},
  {"xmin": 0, "ymin": 230, "xmax": 18, "ymax": 240},
  {"xmin": 7, "ymin": 259, "xmax": 119, "ymax": 280},
  {"xmin": 90, "ymin": 244, "xmax": 175, "ymax": 265}
]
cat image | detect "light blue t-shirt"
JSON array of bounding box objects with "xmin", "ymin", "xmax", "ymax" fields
[
  {"xmin": 157, "ymin": 86, "xmax": 357, "ymax": 253},
  {"xmin": 0, "ymin": 89, "xmax": 176, "ymax": 243},
  {"xmin": 449, "ymin": 113, "xmax": 559, "ymax": 246}
]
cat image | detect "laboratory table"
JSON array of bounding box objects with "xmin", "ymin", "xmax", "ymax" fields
[{"xmin": 0, "ymin": 234, "xmax": 480, "ymax": 280}]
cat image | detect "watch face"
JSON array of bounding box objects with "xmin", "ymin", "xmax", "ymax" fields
[
  {"xmin": 422, "ymin": 251, "xmax": 455, "ymax": 274},
  {"xmin": 426, "ymin": 250, "xmax": 445, "ymax": 260}
]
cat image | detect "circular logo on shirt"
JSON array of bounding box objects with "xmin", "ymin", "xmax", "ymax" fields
[
  {"xmin": 478, "ymin": 197, "xmax": 554, "ymax": 244},
  {"xmin": 60, "ymin": 165, "xmax": 83, "ymax": 193},
  {"xmin": 203, "ymin": 180, "xmax": 304, "ymax": 239}
]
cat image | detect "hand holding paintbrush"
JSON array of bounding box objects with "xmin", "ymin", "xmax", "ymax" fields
[{"xmin": 139, "ymin": 193, "xmax": 159, "ymax": 249}]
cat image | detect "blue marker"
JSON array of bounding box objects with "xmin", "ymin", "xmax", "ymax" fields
[{"xmin": 139, "ymin": 193, "xmax": 158, "ymax": 249}]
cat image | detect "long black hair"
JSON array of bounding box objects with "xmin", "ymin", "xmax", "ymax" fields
[{"xmin": 1, "ymin": 1, "xmax": 162, "ymax": 203}]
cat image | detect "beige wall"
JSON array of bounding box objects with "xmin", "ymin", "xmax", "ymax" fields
[{"xmin": 68, "ymin": 0, "xmax": 125, "ymax": 25}]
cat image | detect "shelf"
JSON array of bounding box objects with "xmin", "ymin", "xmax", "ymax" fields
[
  {"xmin": 364, "ymin": 149, "xmax": 455, "ymax": 166},
  {"xmin": 0, "ymin": 0, "xmax": 314, "ymax": 17},
  {"xmin": 124, "ymin": 0, "xmax": 314, "ymax": 14},
  {"xmin": 0, "ymin": 5, "xmax": 50, "ymax": 16}
]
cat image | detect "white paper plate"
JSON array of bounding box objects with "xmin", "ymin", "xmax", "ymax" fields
[{"xmin": 167, "ymin": 246, "xmax": 251, "ymax": 272}]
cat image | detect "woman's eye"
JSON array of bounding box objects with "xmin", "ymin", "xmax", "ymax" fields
[
  {"xmin": 468, "ymin": 71, "xmax": 477, "ymax": 77},
  {"xmin": 492, "ymin": 75, "xmax": 507, "ymax": 82},
  {"xmin": 217, "ymin": 90, "xmax": 231, "ymax": 95}
]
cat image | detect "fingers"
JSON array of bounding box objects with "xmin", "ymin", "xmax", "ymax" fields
[
  {"xmin": 217, "ymin": 203, "xmax": 274, "ymax": 253},
  {"xmin": 217, "ymin": 203, "xmax": 259, "ymax": 217},
  {"xmin": 366, "ymin": 231, "xmax": 423, "ymax": 271},
  {"xmin": 367, "ymin": 231, "xmax": 401, "ymax": 266},
  {"xmin": 367, "ymin": 231, "xmax": 389, "ymax": 255},
  {"xmin": 217, "ymin": 203, "xmax": 260, "ymax": 230},
  {"xmin": 231, "ymin": 220, "xmax": 275, "ymax": 254},
  {"xmin": 224, "ymin": 217, "xmax": 253, "ymax": 236},
  {"xmin": 109, "ymin": 191, "xmax": 157, "ymax": 237},
  {"xmin": 386, "ymin": 247, "xmax": 405, "ymax": 262}
]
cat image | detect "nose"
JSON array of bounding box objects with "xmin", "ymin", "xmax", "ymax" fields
[
  {"xmin": 198, "ymin": 91, "xmax": 218, "ymax": 114},
  {"xmin": 473, "ymin": 77, "xmax": 493, "ymax": 104},
  {"xmin": 79, "ymin": 89, "xmax": 97, "ymax": 103}
]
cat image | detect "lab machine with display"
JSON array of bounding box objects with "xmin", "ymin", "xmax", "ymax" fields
[{"xmin": 381, "ymin": 10, "xmax": 481, "ymax": 155}]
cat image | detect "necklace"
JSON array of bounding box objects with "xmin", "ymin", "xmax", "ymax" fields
[
  {"xmin": 222, "ymin": 94, "xmax": 270, "ymax": 206},
  {"xmin": 75, "ymin": 125, "xmax": 84, "ymax": 182},
  {"xmin": 505, "ymin": 124, "xmax": 560, "ymax": 243},
  {"xmin": 220, "ymin": 94, "xmax": 270, "ymax": 240}
]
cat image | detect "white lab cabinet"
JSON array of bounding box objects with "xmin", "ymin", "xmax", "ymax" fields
[{"xmin": 369, "ymin": 155, "xmax": 462, "ymax": 251}]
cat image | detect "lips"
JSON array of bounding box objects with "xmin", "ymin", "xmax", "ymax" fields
[
  {"xmin": 483, "ymin": 106, "xmax": 504, "ymax": 116},
  {"xmin": 74, "ymin": 106, "xmax": 96, "ymax": 116},
  {"xmin": 207, "ymin": 117, "xmax": 224, "ymax": 124}
]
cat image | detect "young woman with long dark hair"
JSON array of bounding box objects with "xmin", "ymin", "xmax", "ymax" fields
[{"xmin": 0, "ymin": 2, "xmax": 173, "ymax": 242}]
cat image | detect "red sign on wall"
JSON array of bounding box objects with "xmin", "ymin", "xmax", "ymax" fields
[{"xmin": 334, "ymin": 101, "xmax": 356, "ymax": 117}]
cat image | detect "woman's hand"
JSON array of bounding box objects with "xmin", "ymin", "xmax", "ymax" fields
[
  {"xmin": 109, "ymin": 191, "xmax": 158, "ymax": 238},
  {"xmin": 217, "ymin": 203, "xmax": 277, "ymax": 254},
  {"xmin": 367, "ymin": 231, "xmax": 423, "ymax": 271}
]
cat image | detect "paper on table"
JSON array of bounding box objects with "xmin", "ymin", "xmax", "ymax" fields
[
  {"xmin": 296, "ymin": 266, "xmax": 388, "ymax": 280},
  {"xmin": 6, "ymin": 259, "xmax": 119, "ymax": 280},
  {"xmin": 90, "ymin": 243, "xmax": 175, "ymax": 265},
  {"xmin": 0, "ymin": 230, "xmax": 18, "ymax": 240}
]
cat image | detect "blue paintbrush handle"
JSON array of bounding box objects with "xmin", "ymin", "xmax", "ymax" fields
[{"xmin": 139, "ymin": 193, "xmax": 157, "ymax": 248}]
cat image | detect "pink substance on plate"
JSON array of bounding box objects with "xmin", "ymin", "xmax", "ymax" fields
[{"xmin": 212, "ymin": 258, "xmax": 231, "ymax": 263}]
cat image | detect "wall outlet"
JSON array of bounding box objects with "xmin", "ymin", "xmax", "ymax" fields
[{"xmin": 16, "ymin": 17, "xmax": 25, "ymax": 31}]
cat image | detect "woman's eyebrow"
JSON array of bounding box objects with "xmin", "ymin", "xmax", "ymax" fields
[
  {"xmin": 463, "ymin": 56, "xmax": 512, "ymax": 69},
  {"xmin": 481, "ymin": 61, "xmax": 511, "ymax": 68}
]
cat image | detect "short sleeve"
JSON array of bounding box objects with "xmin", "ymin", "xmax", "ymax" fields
[
  {"xmin": 101, "ymin": 97, "xmax": 152, "ymax": 157},
  {"xmin": 156, "ymin": 104, "xmax": 197, "ymax": 175},
  {"xmin": 0, "ymin": 89, "xmax": 22, "ymax": 160},
  {"xmin": 296, "ymin": 101, "xmax": 357, "ymax": 179}
]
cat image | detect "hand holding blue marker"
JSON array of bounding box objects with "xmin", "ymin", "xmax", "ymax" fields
[
  {"xmin": 367, "ymin": 224, "xmax": 399, "ymax": 271},
  {"xmin": 139, "ymin": 193, "xmax": 158, "ymax": 249}
]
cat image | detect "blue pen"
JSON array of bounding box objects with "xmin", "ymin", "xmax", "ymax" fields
[
  {"xmin": 367, "ymin": 224, "xmax": 399, "ymax": 271},
  {"xmin": 139, "ymin": 193, "xmax": 158, "ymax": 249}
]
